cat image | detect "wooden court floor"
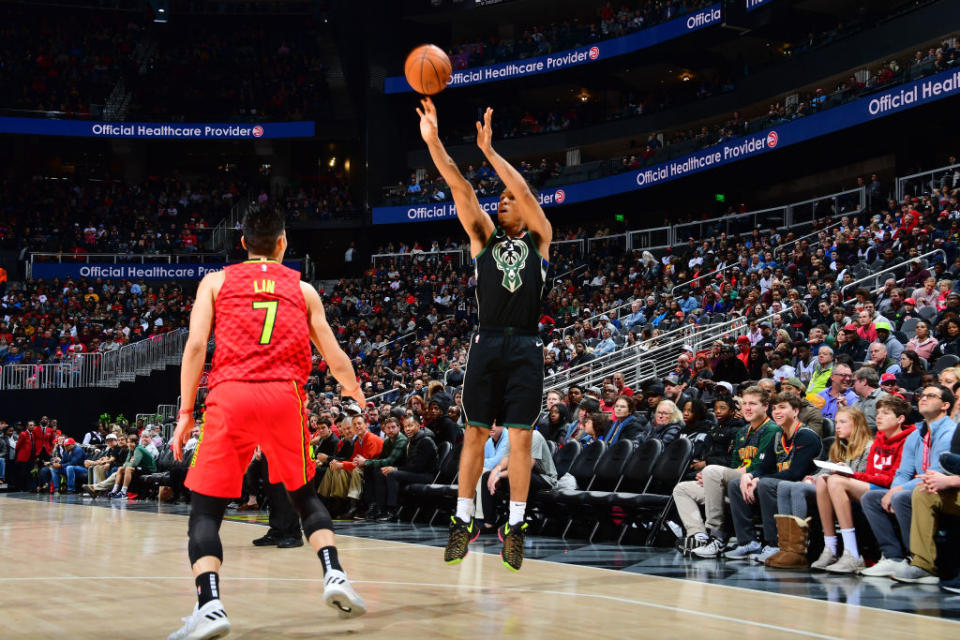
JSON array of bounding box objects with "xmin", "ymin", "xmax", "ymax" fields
[{"xmin": 1, "ymin": 496, "xmax": 958, "ymax": 639}]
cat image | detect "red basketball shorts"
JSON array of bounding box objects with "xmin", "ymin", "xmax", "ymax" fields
[{"xmin": 186, "ymin": 380, "xmax": 314, "ymax": 498}]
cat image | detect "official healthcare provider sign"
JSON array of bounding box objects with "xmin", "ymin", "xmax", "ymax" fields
[
  {"xmin": 0, "ymin": 117, "xmax": 314, "ymax": 139},
  {"xmin": 384, "ymin": 4, "xmax": 722, "ymax": 93},
  {"xmin": 373, "ymin": 68, "xmax": 960, "ymax": 224},
  {"xmin": 745, "ymin": 0, "xmax": 773, "ymax": 11},
  {"xmin": 30, "ymin": 261, "xmax": 303, "ymax": 280}
]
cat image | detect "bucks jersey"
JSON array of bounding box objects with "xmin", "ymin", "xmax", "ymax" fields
[{"xmin": 474, "ymin": 228, "xmax": 547, "ymax": 331}]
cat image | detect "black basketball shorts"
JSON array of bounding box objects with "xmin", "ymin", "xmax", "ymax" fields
[{"xmin": 461, "ymin": 331, "xmax": 544, "ymax": 430}]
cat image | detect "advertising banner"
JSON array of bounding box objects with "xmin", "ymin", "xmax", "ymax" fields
[
  {"xmin": 0, "ymin": 118, "xmax": 314, "ymax": 139},
  {"xmin": 384, "ymin": 4, "xmax": 722, "ymax": 93},
  {"xmin": 373, "ymin": 68, "xmax": 960, "ymax": 224},
  {"xmin": 30, "ymin": 261, "xmax": 303, "ymax": 280},
  {"xmin": 745, "ymin": 0, "xmax": 773, "ymax": 11}
]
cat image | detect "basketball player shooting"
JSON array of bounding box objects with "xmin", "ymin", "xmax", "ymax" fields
[
  {"xmin": 167, "ymin": 205, "xmax": 367, "ymax": 640},
  {"xmin": 416, "ymin": 97, "xmax": 552, "ymax": 571}
]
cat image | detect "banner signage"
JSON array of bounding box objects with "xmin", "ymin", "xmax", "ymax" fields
[
  {"xmin": 373, "ymin": 68, "xmax": 960, "ymax": 224},
  {"xmin": 745, "ymin": 0, "xmax": 773, "ymax": 11},
  {"xmin": 30, "ymin": 261, "xmax": 302, "ymax": 280},
  {"xmin": 384, "ymin": 4, "xmax": 722, "ymax": 93},
  {"xmin": 0, "ymin": 118, "xmax": 314, "ymax": 139}
]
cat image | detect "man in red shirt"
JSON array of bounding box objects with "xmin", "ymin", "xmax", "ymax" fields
[
  {"xmin": 318, "ymin": 412, "xmax": 383, "ymax": 519},
  {"xmin": 168, "ymin": 204, "xmax": 367, "ymax": 640}
]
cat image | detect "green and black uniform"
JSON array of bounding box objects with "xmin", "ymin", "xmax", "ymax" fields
[
  {"xmin": 730, "ymin": 419, "xmax": 779, "ymax": 473},
  {"xmin": 462, "ymin": 227, "xmax": 547, "ymax": 429}
]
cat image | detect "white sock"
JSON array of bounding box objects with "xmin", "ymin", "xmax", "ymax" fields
[
  {"xmin": 694, "ymin": 532, "xmax": 709, "ymax": 542},
  {"xmin": 455, "ymin": 497, "xmax": 475, "ymax": 523},
  {"xmin": 111, "ymin": 483, "xmax": 119, "ymax": 493},
  {"xmin": 508, "ymin": 501, "xmax": 526, "ymax": 526},
  {"xmin": 120, "ymin": 486, "xmax": 128, "ymax": 495},
  {"xmin": 824, "ymin": 535, "xmax": 838, "ymax": 555},
  {"xmin": 840, "ymin": 528, "xmax": 859, "ymax": 558}
]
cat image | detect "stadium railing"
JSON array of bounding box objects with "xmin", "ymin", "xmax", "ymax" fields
[
  {"xmin": 840, "ymin": 248, "xmax": 947, "ymax": 300},
  {"xmin": 0, "ymin": 329, "xmax": 188, "ymax": 390},
  {"xmin": 896, "ymin": 161, "xmax": 960, "ymax": 203}
]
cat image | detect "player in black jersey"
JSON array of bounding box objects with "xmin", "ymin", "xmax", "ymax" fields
[{"xmin": 416, "ymin": 97, "xmax": 552, "ymax": 571}]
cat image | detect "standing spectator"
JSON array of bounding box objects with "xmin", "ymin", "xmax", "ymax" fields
[
  {"xmin": 11, "ymin": 424, "xmax": 35, "ymax": 491},
  {"xmin": 0, "ymin": 423, "xmax": 14, "ymax": 484}
]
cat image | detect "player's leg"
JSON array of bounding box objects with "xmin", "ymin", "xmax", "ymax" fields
[
  {"xmin": 260, "ymin": 380, "xmax": 366, "ymax": 619},
  {"xmin": 495, "ymin": 334, "xmax": 544, "ymax": 571},
  {"xmin": 169, "ymin": 383, "xmax": 252, "ymax": 640},
  {"xmin": 446, "ymin": 336, "xmax": 500, "ymax": 563}
]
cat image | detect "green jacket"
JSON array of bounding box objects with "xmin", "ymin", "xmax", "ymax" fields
[
  {"xmin": 730, "ymin": 418, "xmax": 779, "ymax": 474},
  {"xmin": 365, "ymin": 432, "xmax": 408, "ymax": 469},
  {"xmin": 124, "ymin": 445, "xmax": 157, "ymax": 473}
]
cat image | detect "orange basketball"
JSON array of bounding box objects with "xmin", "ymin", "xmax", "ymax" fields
[{"xmin": 404, "ymin": 44, "xmax": 452, "ymax": 95}]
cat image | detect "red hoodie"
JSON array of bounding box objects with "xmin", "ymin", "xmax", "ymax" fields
[{"xmin": 853, "ymin": 425, "xmax": 916, "ymax": 488}]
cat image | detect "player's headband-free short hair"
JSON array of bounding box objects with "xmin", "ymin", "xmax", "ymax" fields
[{"xmin": 242, "ymin": 203, "xmax": 285, "ymax": 255}]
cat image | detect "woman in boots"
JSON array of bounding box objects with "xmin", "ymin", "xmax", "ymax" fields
[
  {"xmin": 812, "ymin": 395, "xmax": 915, "ymax": 573},
  {"xmin": 765, "ymin": 406, "xmax": 872, "ymax": 569}
]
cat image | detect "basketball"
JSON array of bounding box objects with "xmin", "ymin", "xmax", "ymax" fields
[{"xmin": 404, "ymin": 44, "xmax": 452, "ymax": 95}]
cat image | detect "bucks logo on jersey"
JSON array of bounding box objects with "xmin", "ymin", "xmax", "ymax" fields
[{"xmin": 492, "ymin": 237, "xmax": 529, "ymax": 293}]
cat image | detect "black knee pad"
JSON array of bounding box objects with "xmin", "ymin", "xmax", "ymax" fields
[
  {"xmin": 188, "ymin": 493, "xmax": 231, "ymax": 565},
  {"xmin": 287, "ymin": 483, "xmax": 334, "ymax": 539}
]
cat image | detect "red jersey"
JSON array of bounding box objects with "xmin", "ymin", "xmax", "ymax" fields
[{"xmin": 208, "ymin": 259, "xmax": 312, "ymax": 388}]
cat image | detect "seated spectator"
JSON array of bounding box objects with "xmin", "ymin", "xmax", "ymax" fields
[
  {"xmin": 852, "ymin": 367, "xmax": 887, "ymax": 432},
  {"xmin": 107, "ymin": 432, "xmax": 157, "ymax": 498},
  {"xmin": 359, "ymin": 416, "xmax": 408, "ymax": 520},
  {"xmin": 809, "ymin": 396, "xmax": 915, "ymax": 573},
  {"xmin": 726, "ymin": 392, "xmax": 821, "ymax": 562},
  {"xmin": 766, "ymin": 406, "xmax": 872, "ymax": 569},
  {"xmin": 317, "ymin": 413, "xmax": 383, "ymax": 519},
  {"xmin": 374, "ymin": 415, "xmax": 438, "ymax": 522},
  {"xmin": 861, "ymin": 385, "xmax": 957, "ymax": 578},
  {"xmin": 906, "ymin": 322, "xmax": 939, "ymax": 360},
  {"xmin": 896, "ymin": 350, "xmax": 925, "ymax": 392},
  {"xmin": 604, "ymin": 395, "xmax": 642, "ymax": 444},
  {"xmin": 806, "ymin": 346, "xmax": 835, "ymax": 395},
  {"xmin": 818, "ymin": 362, "xmax": 857, "ymax": 421},
  {"xmin": 562, "ymin": 396, "xmax": 599, "ymax": 444},
  {"xmin": 686, "ymin": 386, "xmax": 780, "ymax": 558},
  {"xmin": 578, "ymin": 412, "xmax": 610, "ymax": 444},
  {"xmin": 682, "ymin": 397, "xmax": 742, "ymax": 482},
  {"xmin": 425, "ymin": 393, "xmax": 462, "ymax": 447},
  {"xmin": 479, "ymin": 429, "xmax": 557, "ymax": 529},
  {"xmin": 780, "ymin": 376, "xmax": 824, "ymax": 437},
  {"xmin": 540, "ymin": 402, "xmax": 570, "ymax": 445},
  {"xmin": 875, "ymin": 322, "xmax": 904, "ymax": 361},
  {"xmin": 38, "ymin": 437, "xmax": 86, "ymax": 493},
  {"xmin": 638, "ymin": 400, "xmax": 682, "ymax": 445},
  {"xmin": 712, "ymin": 344, "xmax": 750, "ymax": 385},
  {"xmin": 900, "ymin": 419, "xmax": 960, "ymax": 589}
]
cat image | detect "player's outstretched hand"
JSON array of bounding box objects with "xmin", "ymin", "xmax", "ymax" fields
[
  {"xmin": 343, "ymin": 384, "xmax": 365, "ymax": 407},
  {"xmin": 172, "ymin": 409, "xmax": 195, "ymax": 462},
  {"xmin": 475, "ymin": 106, "xmax": 493, "ymax": 153},
  {"xmin": 416, "ymin": 97, "xmax": 439, "ymax": 143}
]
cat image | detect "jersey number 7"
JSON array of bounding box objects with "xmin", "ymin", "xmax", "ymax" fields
[{"xmin": 252, "ymin": 300, "xmax": 278, "ymax": 345}]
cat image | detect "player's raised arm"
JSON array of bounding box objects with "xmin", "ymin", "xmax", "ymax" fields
[
  {"xmin": 300, "ymin": 281, "xmax": 364, "ymax": 405},
  {"xmin": 416, "ymin": 97, "xmax": 494, "ymax": 256},
  {"xmin": 476, "ymin": 107, "xmax": 552, "ymax": 247}
]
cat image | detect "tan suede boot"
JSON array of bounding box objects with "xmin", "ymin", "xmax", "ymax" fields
[{"xmin": 765, "ymin": 515, "xmax": 810, "ymax": 569}]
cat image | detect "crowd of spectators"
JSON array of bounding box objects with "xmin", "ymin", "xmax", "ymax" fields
[
  {"xmin": 1, "ymin": 277, "xmax": 190, "ymax": 366},
  {"xmin": 385, "ymin": 39, "xmax": 959, "ymax": 205},
  {"xmin": 0, "ymin": 4, "xmax": 141, "ymax": 117},
  {"xmin": 0, "ymin": 4, "xmax": 329, "ymax": 122},
  {"xmin": 3, "ymin": 167, "xmax": 960, "ymax": 594},
  {"xmin": 130, "ymin": 16, "xmax": 330, "ymax": 122},
  {"xmin": 0, "ymin": 175, "xmax": 246, "ymax": 256}
]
